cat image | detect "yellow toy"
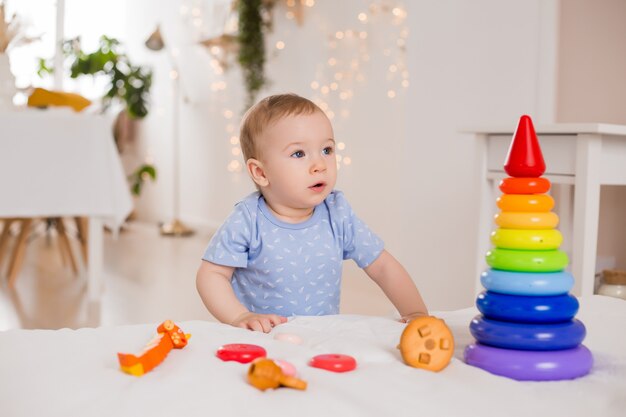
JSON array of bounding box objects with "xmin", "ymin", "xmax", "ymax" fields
[
  {"xmin": 117, "ymin": 320, "xmax": 190, "ymax": 376},
  {"xmin": 27, "ymin": 88, "xmax": 92, "ymax": 112}
]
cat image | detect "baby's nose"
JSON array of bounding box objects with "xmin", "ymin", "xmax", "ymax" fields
[{"xmin": 311, "ymin": 157, "xmax": 326, "ymax": 172}]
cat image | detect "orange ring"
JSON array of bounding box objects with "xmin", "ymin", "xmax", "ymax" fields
[
  {"xmin": 496, "ymin": 194, "xmax": 554, "ymax": 212},
  {"xmin": 499, "ymin": 177, "xmax": 551, "ymax": 194},
  {"xmin": 494, "ymin": 212, "xmax": 559, "ymax": 229}
]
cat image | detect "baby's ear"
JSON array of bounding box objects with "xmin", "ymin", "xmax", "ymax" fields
[{"xmin": 246, "ymin": 158, "xmax": 269, "ymax": 187}]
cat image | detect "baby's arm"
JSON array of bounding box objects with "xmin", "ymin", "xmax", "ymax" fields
[
  {"xmin": 364, "ymin": 250, "xmax": 428, "ymax": 321},
  {"xmin": 196, "ymin": 260, "xmax": 286, "ymax": 332}
]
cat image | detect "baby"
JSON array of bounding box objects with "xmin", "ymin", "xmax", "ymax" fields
[{"xmin": 196, "ymin": 93, "xmax": 428, "ymax": 332}]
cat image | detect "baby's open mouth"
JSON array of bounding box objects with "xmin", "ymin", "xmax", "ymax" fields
[{"xmin": 309, "ymin": 182, "xmax": 326, "ymax": 191}]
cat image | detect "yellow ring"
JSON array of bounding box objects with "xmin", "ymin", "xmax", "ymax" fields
[
  {"xmin": 494, "ymin": 212, "xmax": 559, "ymax": 229},
  {"xmin": 491, "ymin": 228, "xmax": 563, "ymax": 250},
  {"xmin": 496, "ymin": 194, "xmax": 554, "ymax": 212}
]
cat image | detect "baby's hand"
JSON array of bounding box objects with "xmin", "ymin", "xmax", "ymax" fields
[
  {"xmin": 399, "ymin": 311, "xmax": 429, "ymax": 323},
  {"xmin": 231, "ymin": 312, "xmax": 288, "ymax": 333}
]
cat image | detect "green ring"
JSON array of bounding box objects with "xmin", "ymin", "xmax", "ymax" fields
[{"xmin": 486, "ymin": 248, "xmax": 568, "ymax": 272}]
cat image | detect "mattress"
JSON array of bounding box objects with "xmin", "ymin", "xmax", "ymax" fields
[{"xmin": 0, "ymin": 295, "xmax": 624, "ymax": 417}]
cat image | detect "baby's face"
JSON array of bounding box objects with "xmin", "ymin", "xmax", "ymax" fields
[{"xmin": 257, "ymin": 110, "xmax": 337, "ymax": 211}]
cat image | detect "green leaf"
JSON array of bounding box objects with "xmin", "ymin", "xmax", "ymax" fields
[{"xmin": 42, "ymin": 35, "xmax": 152, "ymax": 119}]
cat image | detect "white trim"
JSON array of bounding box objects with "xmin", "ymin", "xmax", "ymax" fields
[
  {"xmin": 535, "ymin": 0, "xmax": 560, "ymax": 123},
  {"xmin": 461, "ymin": 123, "xmax": 626, "ymax": 136},
  {"xmin": 53, "ymin": 0, "xmax": 65, "ymax": 90}
]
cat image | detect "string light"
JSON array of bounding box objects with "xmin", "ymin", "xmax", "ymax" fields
[
  {"xmin": 183, "ymin": 0, "xmax": 408, "ymax": 175},
  {"xmin": 305, "ymin": 2, "xmax": 408, "ymax": 168}
]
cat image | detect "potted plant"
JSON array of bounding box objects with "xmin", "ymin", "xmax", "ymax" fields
[
  {"xmin": 39, "ymin": 35, "xmax": 157, "ymax": 196},
  {"xmin": 237, "ymin": 0, "xmax": 274, "ymax": 108}
]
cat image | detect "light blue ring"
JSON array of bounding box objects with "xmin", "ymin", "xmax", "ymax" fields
[{"xmin": 481, "ymin": 269, "xmax": 574, "ymax": 296}]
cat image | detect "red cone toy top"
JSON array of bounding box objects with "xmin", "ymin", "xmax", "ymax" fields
[{"xmin": 503, "ymin": 115, "xmax": 546, "ymax": 178}]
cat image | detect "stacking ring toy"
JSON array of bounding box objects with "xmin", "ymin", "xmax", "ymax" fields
[
  {"xmin": 309, "ymin": 354, "xmax": 357, "ymax": 373},
  {"xmin": 216, "ymin": 344, "xmax": 267, "ymax": 363},
  {"xmin": 464, "ymin": 343, "xmax": 593, "ymax": 381},
  {"xmin": 399, "ymin": 316, "xmax": 454, "ymax": 372},
  {"xmin": 496, "ymin": 194, "xmax": 554, "ymax": 212},
  {"xmin": 481, "ymin": 269, "xmax": 574, "ymax": 295},
  {"xmin": 486, "ymin": 248, "xmax": 568, "ymax": 272},
  {"xmin": 494, "ymin": 211, "xmax": 559, "ymax": 229},
  {"xmin": 490, "ymin": 228, "xmax": 563, "ymax": 250},
  {"xmin": 476, "ymin": 291, "xmax": 579, "ymax": 323},
  {"xmin": 469, "ymin": 316, "xmax": 586, "ymax": 350},
  {"xmin": 274, "ymin": 333, "xmax": 303, "ymax": 345},
  {"xmin": 499, "ymin": 177, "xmax": 551, "ymax": 194}
]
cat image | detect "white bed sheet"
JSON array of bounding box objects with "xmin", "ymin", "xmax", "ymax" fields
[{"xmin": 1, "ymin": 295, "xmax": 624, "ymax": 417}]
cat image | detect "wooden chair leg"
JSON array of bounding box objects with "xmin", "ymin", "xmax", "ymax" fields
[
  {"xmin": 74, "ymin": 216, "xmax": 88, "ymax": 266},
  {"xmin": 56, "ymin": 218, "xmax": 78, "ymax": 275},
  {"xmin": 0, "ymin": 218, "xmax": 16, "ymax": 268},
  {"xmin": 8, "ymin": 218, "xmax": 32, "ymax": 287},
  {"xmin": 52, "ymin": 219, "xmax": 69, "ymax": 268}
]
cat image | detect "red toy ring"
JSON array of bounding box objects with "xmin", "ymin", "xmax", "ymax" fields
[
  {"xmin": 499, "ymin": 177, "xmax": 551, "ymax": 194},
  {"xmin": 216, "ymin": 344, "xmax": 267, "ymax": 364},
  {"xmin": 309, "ymin": 354, "xmax": 357, "ymax": 373}
]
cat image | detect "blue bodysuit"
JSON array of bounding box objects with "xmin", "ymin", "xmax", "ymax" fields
[{"xmin": 202, "ymin": 190, "xmax": 384, "ymax": 316}]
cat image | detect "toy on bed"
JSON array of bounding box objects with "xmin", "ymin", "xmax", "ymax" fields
[
  {"xmin": 464, "ymin": 115, "xmax": 593, "ymax": 381},
  {"xmin": 248, "ymin": 358, "xmax": 308, "ymax": 391},
  {"xmin": 117, "ymin": 320, "xmax": 191, "ymax": 376},
  {"xmin": 399, "ymin": 316, "xmax": 454, "ymax": 372},
  {"xmin": 309, "ymin": 354, "xmax": 357, "ymax": 372},
  {"xmin": 216, "ymin": 343, "xmax": 267, "ymax": 364}
]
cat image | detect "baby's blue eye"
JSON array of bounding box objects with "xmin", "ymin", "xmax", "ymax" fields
[
  {"xmin": 323, "ymin": 146, "xmax": 334, "ymax": 155},
  {"xmin": 291, "ymin": 150, "xmax": 305, "ymax": 158}
]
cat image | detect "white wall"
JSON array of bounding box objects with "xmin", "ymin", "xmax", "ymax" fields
[
  {"xmin": 402, "ymin": 1, "xmax": 558, "ymax": 309},
  {"xmin": 123, "ymin": 0, "xmax": 558, "ymax": 310},
  {"xmin": 557, "ymin": 0, "xmax": 626, "ymax": 271}
]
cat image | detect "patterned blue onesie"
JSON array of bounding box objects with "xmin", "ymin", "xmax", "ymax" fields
[{"xmin": 202, "ymin": 190, "xmax": 384, "ymax": 316}]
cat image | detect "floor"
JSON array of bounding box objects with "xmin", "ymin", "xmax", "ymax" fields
[{"xmin": 0, "ymin": 221, "xmax": 397, "ymax": 331}]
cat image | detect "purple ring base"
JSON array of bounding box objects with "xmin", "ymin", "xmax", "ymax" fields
[{"xmin": 464, "ymin": 343, "xmax": 593, "ymax": 381}]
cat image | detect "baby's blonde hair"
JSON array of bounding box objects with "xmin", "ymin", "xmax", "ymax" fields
[{"xmin": 240, "ymin": 93, "xmax": 322, "ymax": 161}]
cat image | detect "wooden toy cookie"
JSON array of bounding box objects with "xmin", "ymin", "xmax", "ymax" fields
[
  {"xmin": 247, "ymin": 358, "xmax": 307, "ymax": 391},
  {"xmin": 399, "ymin": 316, "xmax": 454, "ymax": 372}
]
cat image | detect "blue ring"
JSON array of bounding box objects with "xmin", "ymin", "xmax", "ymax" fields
[
  {"xmin": 464, "ymin": 343, "xmax": 593, "ymax": 381},
  {"xmin": 476, "ymin": 291, "xmax": 579, "ymax": 323},
  {"xmin": 469, "ymin": 315, "xmax": 586, "ymax": 350},
  {"xmin": 481, "ymin": 269, "xmax": 574, "ymax": 296}
]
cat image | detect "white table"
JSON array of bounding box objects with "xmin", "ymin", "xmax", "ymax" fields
[
  {"xmin": 469, "ymin": 123, "xmax": 626, "ymax": 297},
  {"xmin": 0, "ymin": 108, "xmax": 133, "ymax": 299}
]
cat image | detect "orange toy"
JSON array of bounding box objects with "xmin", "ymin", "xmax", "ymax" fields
[
  {"xmin": 118, "ymin": 320, "xmax": 191, "ymax": 376},
  {"xmin": 496, "ymin": 193, "xmax": 554, "ymax": 212},
  {"xmin": 399, "ymin": 316, "xmax": 454, "ymax": 372},
  {"xmin": 247, "ymin": 358, "xmax": 308, "ymax": 391}
]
